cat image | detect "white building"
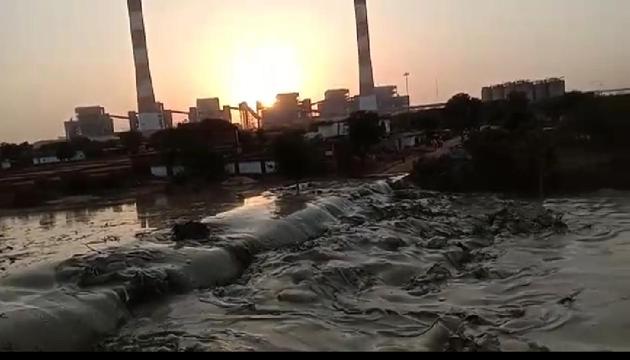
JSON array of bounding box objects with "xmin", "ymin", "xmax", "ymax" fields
[
  {"xmin": 150, "ymin": 165, "xmax": 185, "ymax": 178},
  {"xmin": 482, "ymin": 78, "xmax": 566, "ymax": 103},
  {"xmin": 1, "ymin": 160, "xmax": 10, "ymax": 170},
  {"xmin": 225, "ymin": 159, "xmax": 277, "ymax": 176},
  {"xmin": 138, "ymin": 113, "xmax": 165, "ymax": 134},
  {"xmin": 314, "ymin": 118, "xmax": 391, "ymax": 140},
  {"xmin": 32, "ymin": 151, "xmax": 86, "ymax": 166}
]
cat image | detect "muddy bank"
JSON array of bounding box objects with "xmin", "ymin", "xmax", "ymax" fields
[{"xmin": 411, "ymin": 130, "xmax": 630, "ymax": 195}]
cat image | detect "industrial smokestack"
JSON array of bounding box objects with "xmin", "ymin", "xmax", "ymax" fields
[
  {"xmin": 354, "ymin": 0, "xmax": 377, "ymax": 111},
  {"xmin": 127, "ymin": 0, "xmax": 157, "ymax": 114}
]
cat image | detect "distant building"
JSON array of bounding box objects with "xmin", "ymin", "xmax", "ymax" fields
[
  {"xmin": 548, "ymin": 79, "xmax": 566, "ymax": 98},
  {"xmin": 373, "ymin": 85, "xmax": 410, "ymax": 114},
  {"xmin": 32, "ymin": 150, "xmax": 86, "ymax": 166},
  {"xmin": 176, "ymin": 119, "xmax": 240, "ymax": 154},
  {"xmin": 137, "ymin": 113, "xmax": 165, "ymax": 134},
  {"xmin": 318, "ymin": 89, "xmax": 351, "ymax": 119},
  {"xmin": 317, "ymin": 86, "xmax": 409, "ymax": 121},
  {"xmin": 482, "ymin": 78, "xmax": 566, "ymax": 103},
  {"xmin": 64, "ymin": 119, "xmax": 81, "ymax": 140},
  {"xmin": 261, "ymin": 93, "xmax": 313, "ymax": 130},
  {"xmin": 225, "ymin": 156, "xmax": 278, "ymax": 177},
  {"xmin": 128, "ymin": 111, "xmax": 139, "ymax": 132},
  {"xmin": 196, "ymin": 98, "xmax": 231, "ymax": 122},
  {"xmin": 156, "ymin": 102, "xmax": 173, "ymax": 129},
  {"xmin": 316, "ymin": 119, "xmax": 351, "ymax": 139},
  {"xmin": 313, "ymin": 117, "xmax": 391, "ymax": 140},
  {"xmin": 74, "ymin": 106, "xmax": 115, "ymax": 140},
  {"xmin": 188, "ymin": 107, "xmax": 199, "ymax": 123}
]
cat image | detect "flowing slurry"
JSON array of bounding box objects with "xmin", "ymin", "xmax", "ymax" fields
[{"xmin": 2, "ymin": 180, "xmax": 630, "ymax": 351}]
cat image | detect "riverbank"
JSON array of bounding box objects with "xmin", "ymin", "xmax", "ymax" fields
[{"xmin": 410, "ymin": 129, "xmax": 630, "ymax": 196}]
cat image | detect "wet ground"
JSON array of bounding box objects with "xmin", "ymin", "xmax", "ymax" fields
[
  {"xmin": 0, "ymin": 188, "xmax": 245, "ymax": 276},
  {"xmin": 2, "ymin": 180, "xmax": 630, "ymax": 351}
]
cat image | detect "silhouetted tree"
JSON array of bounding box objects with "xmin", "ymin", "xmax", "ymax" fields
[
  {"xmin": 55, "ymin": 142, "xmax": 76, "ymax": 161},
  {"xmin": 118, "ymin": 131, "xmax": 143, "ymax": 154},
  {"xmin": 150, "ymin": 129, "xmax": 183, "ymax": 177},
  {"xmin": 445, "ymin": 93, "xmax": 483, "ymax": 139},
  {"xmin": 67, "ymin": 137, "xmax": 104, "ymax": 159},
  {"xmin": 272, "ymin": 132, "xmax": 313, "ymax": 194},
  {"xmin": 150, "ymin": 125, "xmax": 228, "ymax": 181},
  {"xmin": 505, "ymin": 92, "xmax": 533, "ymax": 131},
  {"xmin": 0, "ymin": 142, "xmax": 33, "ymax": 166},
  {"xmin": 348, "ymin": 111, "xmax": 384, "ymax": 165}
]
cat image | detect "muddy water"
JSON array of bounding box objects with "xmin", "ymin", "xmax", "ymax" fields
[
  {"xmin": 0, "ymin": 189, "xmax": 244, "ymax": 276},
  {"xmin": 2, "ymin": 181, "xmax": 630, "ymax": 352}
]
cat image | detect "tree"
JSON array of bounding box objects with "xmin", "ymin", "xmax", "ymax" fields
[
  {"xmin": 272, "ymin": 132, "xmax": 313, "ymax": 194},
  {"xmin": 55, "ymin": 142, "xmax": 76, "ymax": 161},
  {"xmin": 150, "ymin": 129, "xmax": 183, "ymax": 177},
  {"xmin": 68, "ymin": 137, "xmax": 104, "ymax": 159},
  {"xmin": 0, "ymin": 142, "xmax": 33, "ymax": 166},
  {"xmin": 180, "ymin": 145, "xmax": 225, "ymax": 181},
  {"xmin": 149, "ymin": 125, "xmax": 229, "ymax": 181},
  {"xmin": 348, "ymin": 111, "xmax": 384, "ymax": 165},
  {"xmin": 445, "ymin": 93, "xmax": 483, "ymax": 139},
  {"xmin": 505, "ymin": 92, "xmax": 532, "ymax": 131},
  {"xmin": 118, "ymin": 131, "xmax": 143, "ymax": 154}
]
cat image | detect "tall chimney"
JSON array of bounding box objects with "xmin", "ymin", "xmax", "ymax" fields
[
  {"xmin": 127, "ymin": 0, "xmax": 158, "ymax": 114},
  {"xmin": 354, "ymin": 0, "xmax": 377, "ymax": 111}
]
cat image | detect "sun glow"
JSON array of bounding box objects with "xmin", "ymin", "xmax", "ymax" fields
[{"xmin": 229, "ymin": 41, "xmax": 303, "ymax": 107}]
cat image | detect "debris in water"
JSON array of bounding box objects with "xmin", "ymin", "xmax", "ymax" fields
[
  {"xmin": 558, "ymin": 289, "xmax": 583, "ymax": 306},
  {"xmin": 172, "ymin": 222, "xmax": 210, "ymax": 242}
]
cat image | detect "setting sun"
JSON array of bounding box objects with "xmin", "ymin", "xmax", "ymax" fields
[{"xmin": 228, "ymin": 41, "xmax": 303, "ymax": 107}]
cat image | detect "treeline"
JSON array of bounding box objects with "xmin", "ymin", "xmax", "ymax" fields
[
  {"xmin": 272, "ymin": 111, "xmax": 388, "ymax": 188},
  {"xmin": 148, "ymin": 119, "xmax": 233, "ymax": 183},
  {"xmin": 411, "ymin": 91, "xmax": 630, "ymax": 194},
  {"xmin": 0, "ymin": 132, "xmax": 150, "ymax": 168}
]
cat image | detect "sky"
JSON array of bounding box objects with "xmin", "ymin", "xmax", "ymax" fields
[{"xmin": 0, "ymin": 0, "xmax": 629, "ymax": 143}]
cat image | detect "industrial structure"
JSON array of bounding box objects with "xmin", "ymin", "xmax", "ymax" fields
[
  {"xmin": 482, "ymin": 78, "xmax": 566, "ymax": 103},
  {"xmin": 260, "ymin": 93, "xmax": 313, "ymax": 130},
  {"xmin": 59, "ymin": 0, "xmax": 409, "ymax": 136},
  {"xmin": 190, "ymin": 98, "xmax": 232, "ymax": 123},
  {"xmin": 354, "ymin": 0, "xmax": 378, "ymax": 111},
  {"xmin": 64, "ymin": 106, "xmax": 115, "ymax": 140},
  {"xmin": 127, "ymin": 0, "xmax": 165, "ymax": 134},
  {"xmin": 318, "ymin": 89, "xmax": 352, "ymax": 120},
  {"xmin": 315, "ymin": 86, "xmax": 409, "ymax": 121}
]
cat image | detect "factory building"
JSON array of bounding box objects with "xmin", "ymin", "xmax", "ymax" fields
[
  {"xmin": 482, "ymin": 78, "xmax": 566, "ymax": 103},
  {"xmin": 64, "ymin": 106, "xmax": 114, "ymax": 140}
]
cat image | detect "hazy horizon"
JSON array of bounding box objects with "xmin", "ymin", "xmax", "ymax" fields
[{"xmin": 1, "ymin": 0, "xmax": 629, "ymax": 143}]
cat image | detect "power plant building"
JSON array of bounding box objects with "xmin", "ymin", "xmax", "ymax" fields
[
  {"xmin": 261, "ymin": 93, "xmax": 313, "ymax": 130},
  {"xmin": 76, "ymin": 106, "xmax": 114, "ymax": 139},
  {"xmin": 373, "ymin": 85, "xmax": 410, "ymax": 113},
  {"xmin": 318, "ymin": 89, "xmax": 351, "ymax": 119},
  {"xmin": 195, "ymin": 98, "xmax": 231, "ymax": 122},
  {"xmin": 482, "ymin": 78, "xmax": 566, "ymax": 103}
]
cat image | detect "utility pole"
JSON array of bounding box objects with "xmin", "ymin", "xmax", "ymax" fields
[
  {"xmin": 404, "ymin": 72, "xmax": 410, "ymax": 113},
  {"xmin": 435, "ymin": 78, "xmax": 439, "ymax": 102}
]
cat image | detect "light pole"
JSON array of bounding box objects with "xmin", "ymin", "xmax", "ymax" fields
[{"xmin": 403, "ymin": 72, "xmax": 410, "ymax": 112}]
